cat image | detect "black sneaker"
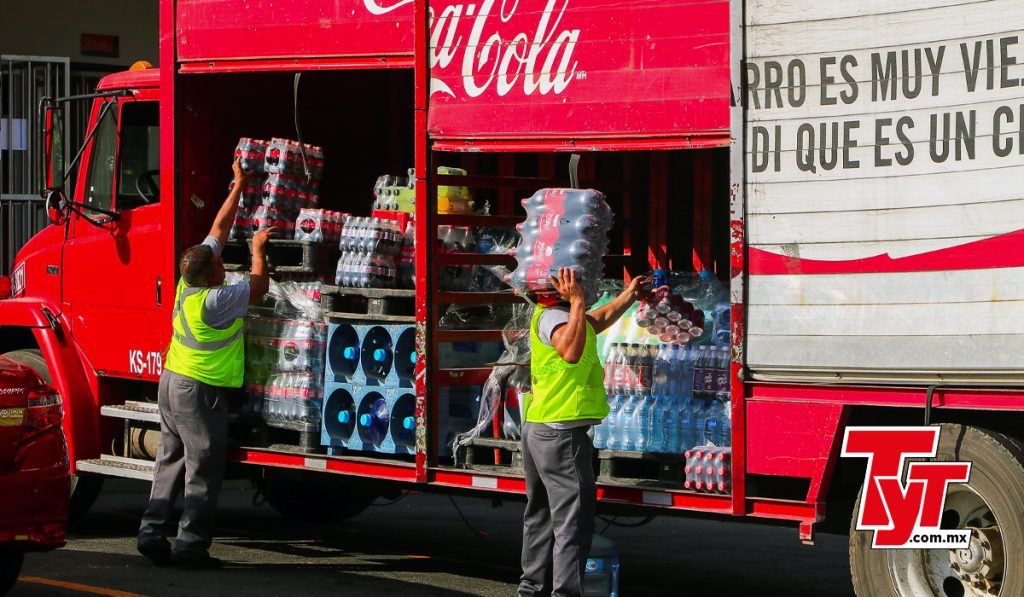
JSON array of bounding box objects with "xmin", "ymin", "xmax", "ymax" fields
[
  {"xmin": 171, "ymin": 554, "xmax": 224, "ymax": 570},
  {"xmin": 137, "ymin": 541, "xmax": 173, "ymax": 566}
]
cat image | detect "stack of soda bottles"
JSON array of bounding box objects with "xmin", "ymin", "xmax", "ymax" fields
[
  {"xmin": 230, "ymin": 137, "xmax": 325, "ymax": 239},
  {"xmin": 507, "ymin": 188, "xmax": 613, "ymax": 305},
  {"xmin": 397, "ymin": 220, "xmax": 416, "ymax": 288},
  {"xmin": 334, "ymin": 217, "xmax": 403, "ymax": 288},
  {"xmin": 684, "ymin": 447, "xmax": 732, "ymax": 493},
  {"xmin": 373, "ymin": 170, "xmax": 416, "ymax": 213},
  {"xmin": 243, "ymin": 316, "xmax": 328, "ymax": 431},
  {"xmin": 593, "ymin": 343, "xmax": 732, "ymax": 454},
  {"xmin": 635, "ymin": 285, "xmax": 704, "ymax": 344},
  {"xmin": 294, "ymin": 209, "xmax": 347, "ymax": 243},
  {"xmin": 370, "ymin": 166, "xmax": 472, "ymax": 215}
]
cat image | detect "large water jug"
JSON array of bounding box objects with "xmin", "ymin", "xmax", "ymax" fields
[{"xmin": 583, "ymin": 534, "xmax": 621, "ymax": 597}]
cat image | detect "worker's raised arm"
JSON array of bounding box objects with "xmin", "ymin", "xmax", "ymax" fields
[
  {"xmin": 248, "ymin": 227, "xmax": 274, "ymax": 303},
  {"xmin": 549, "ymin": 268, "xmax": 589, "ymax": 364},
  {"xmin": 209, "ymin": 159, "xmax": 250, "ymax": 247},
  {"xmin": 588, "ymin": 274, "xmax": 651, "ymax": 335}
]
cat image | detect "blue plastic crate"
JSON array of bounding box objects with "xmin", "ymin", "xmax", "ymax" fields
[
  {"xmin": 321, "ymin": 382, "xmax": 480, "ymax": 458},
  {"xmin": 321, "ymin": 383, "xmax": 416, "ymax": 455},
  {"xmin": 326, "ymin": 322, "xmax": 417, "ymax": 388}
]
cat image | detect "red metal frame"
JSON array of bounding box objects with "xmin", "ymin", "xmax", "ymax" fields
[{"xmin": 178, "ymin": 57, "xmax": 414, "ymax": 74}]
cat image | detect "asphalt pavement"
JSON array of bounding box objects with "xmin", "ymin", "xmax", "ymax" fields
[{"xmin": 11, "ymin": 479, "xmax": 855, "ymax": 596}]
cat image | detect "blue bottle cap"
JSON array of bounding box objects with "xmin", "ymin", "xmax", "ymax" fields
[
  {"xmin": 410, "ymin": 351, "xmax": 417, "ymax": 364},
  {"xmin": 359, "ymin": 413, "xmax": 372, "ymax": 427},
  {"xmin": 338, "ymin": 411, "xmax": 351, "ymax": 424},
  {"xmin": 343, "ymin": 346, "xmax": 357, "ymax": 360},
  {"xmin": 403, "ymin": 416, "xmax": 415, "ymax": 430},
  {"xmin": 374, "ymin": 348, "xmax": 387, "ymax": 362}
]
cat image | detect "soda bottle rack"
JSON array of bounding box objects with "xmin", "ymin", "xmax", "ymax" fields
[
  {"xmin": 326, "ymin": 322, "xmax": 417, "ymax": 388},
  {"xmin": 224, "ymin": 238, "xmax": 338, "ymax": 275},
  {"xmin": 321, "ymin": 383, "xmax": 417, "ymax": 456},
  {"xmin": 596, "ymin": 449, "xmax": 688, "ymax": 489}
]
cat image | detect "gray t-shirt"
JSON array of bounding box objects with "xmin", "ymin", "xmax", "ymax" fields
[
  {"xmin": 536, "ymin": 306, "xmax": 601, "ymax": 430},
  {"xmin": 199, "ymin": 236, "xmax": 251, "ymax": 329}
]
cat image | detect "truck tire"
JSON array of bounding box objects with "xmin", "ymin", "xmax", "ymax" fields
[
  {"xmin": 849, "ymin": 423, "xmax": 1024, "ymax": 596},
  {"xmin": 3, "ymin": 349, "xmax": 104, "ymax": 523},
  {"xmin": 0, "ymin": 549, "xmax": 24, "ymax": 595},
  {"xmin": 262, "ymin": 469, "xmax": 377, "ymax": 522}
]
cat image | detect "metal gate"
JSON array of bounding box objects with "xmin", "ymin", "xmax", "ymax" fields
[{"xmin": 1, "ymin": 55, "xmax": 70, "ymax": 275}]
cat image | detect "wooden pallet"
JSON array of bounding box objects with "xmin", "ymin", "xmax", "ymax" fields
[
  {"xmin": 224, "ymin": 238, "xmax": 338, "ymax": 274},
  {"xmin": 321, "ymin": 285, "xmax": 416, "ymax": 322},
  {"xmin": 460, "ymin": 436, "xmax": 524, "ymax": 475},
  {"xmin": 596, "ymin": 450, "xmax": 686, "ymax": 489}
]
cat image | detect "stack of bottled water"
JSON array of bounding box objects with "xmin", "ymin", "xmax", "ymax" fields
[
  {"xmin": 506, "ymin": 188, "xmax": 613, "ymax": 305},
  {"xmin": 243, "ymin": 316, "xmax": 327, "ymax": 431},
  {"xmin": 334, "ymin": 217, "xmax": 402, "ymax": 288},
  {"xmin": 593, "ymin": 342, "xmax": 732, "ymax": 453}
]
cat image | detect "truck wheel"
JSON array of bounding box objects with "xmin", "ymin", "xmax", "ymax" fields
[
  {"xmin": 849, "ymin": 424, "xmax": 1024, "ymax": 596},
  {"xmin": 0, "ymin": 549, "xmax": 24, "ymax": 595},
  {"xmin": 4, "ymin": 349, "xmax": 104, "ymax": 523},
  {"xmin": 262, "ymin": 469, "xmax": 377, "ymax": 522}
]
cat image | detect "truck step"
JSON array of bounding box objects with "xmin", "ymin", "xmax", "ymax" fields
[
  {"xmin": 100, "ymin": 401, "xmax": 161, "ymax": 424},
  {"xmin": 77, "ymin": 455, "xmax": 155, "ymax": 482}
]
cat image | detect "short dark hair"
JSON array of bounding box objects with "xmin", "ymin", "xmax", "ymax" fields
[{"xmin": 179, "ymin": 244, "xmax": 214, "ymax": 286}]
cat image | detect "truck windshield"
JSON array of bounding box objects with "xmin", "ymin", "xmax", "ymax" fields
[{"xmin": 116, "ymin": 102, "xmax": 159, "ymax": 209}]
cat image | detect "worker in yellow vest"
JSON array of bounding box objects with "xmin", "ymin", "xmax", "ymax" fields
[
  {"xmin": 519, "ymin": 267, "xmax": 649, "ymax": 597},
  {"xmin": 138, "ymin": 159, "xmax": 273, "ymax": 569}
]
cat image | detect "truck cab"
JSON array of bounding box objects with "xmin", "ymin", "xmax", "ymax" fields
[{"xmin": 0, "ymin": 64, "xmax": 169, "ymax": 515}]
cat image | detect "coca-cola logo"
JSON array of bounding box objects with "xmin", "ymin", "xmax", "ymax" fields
[
  {"xmin": 364, "ymin": 0, "xmax": 581, "ymax": 99},
  {"xmin": 299, "ymin": 218, "xmax": 317, "ymax": 234}
]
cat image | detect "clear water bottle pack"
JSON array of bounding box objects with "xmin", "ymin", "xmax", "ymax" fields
[
  {"xmin": 334, "ymin": 216, "xmax": 403, "ymax": 288},
  {"xmin": 506, "ymin": 188, "xmax": 613, "ymax": 305}
]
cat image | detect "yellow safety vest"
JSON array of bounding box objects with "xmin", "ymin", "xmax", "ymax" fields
[
  {"xmin": 525, "ymin": 306, "xmax": 609, "ymax": 423},
  {"xmin": 165, "ymin": 279, "xmax": 245, "ymax": 388}
]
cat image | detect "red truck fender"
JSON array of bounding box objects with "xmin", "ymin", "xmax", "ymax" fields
[{"xmin": 0, "ymin": 299, "xmax": 103, "ymax": 474}]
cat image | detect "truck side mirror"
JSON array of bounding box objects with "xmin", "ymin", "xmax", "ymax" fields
[
  {"xmin": 39, "ymin": 98, "xmax": 66, "ymax": 196},
  {"xmin": 44, "ymin": 188, "xmax": 69, "ymax": 227}
]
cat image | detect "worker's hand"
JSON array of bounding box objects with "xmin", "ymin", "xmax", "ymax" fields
[
  {"xmin": 252, "ymin": 227, "xmax": 277, "ymax": 251},
  {"xmin": 550, "ymin": 267, "xmax": 586, "ymax": 306},
  {"xmin": 625, "ymin": 273, "xmax": 653, "ymax": 302},
  {"xmin": 232, "ymin": 158, "xmax": 253, "ymax": 187}
]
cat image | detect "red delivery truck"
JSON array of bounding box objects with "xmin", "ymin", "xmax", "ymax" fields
[{"xmin": 0, "ymin": 1, "xmax": 1020, "ymax": 595}]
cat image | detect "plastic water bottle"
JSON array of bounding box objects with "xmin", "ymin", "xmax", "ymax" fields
[
  {"xmin": 604, "ymin": 344, "xmax": 620, "ymax": 395},
  {"xmin": 358, "ymin": 397, "xmax": 390, "ymax": 447},
  {"xmin": 712, "ymin": 302, "xmax": 730, "ymax": 347},
  {"xmin": 703, "ymin": 399, "xmax": 729, "ymax": 446},
  {"xmin": 661, "ymin": 395, "xmax": 678, "ymax": 454},
  {"xmin": 362, "ymin": 333, "xmax": 393, "ymax": 381},
  {"xmin": 392, "ymin": 398, "xmax": 416, "ymax": 450},
  {"xmin": 593, "ymin": 403, "xmax": 609, "ymax": 449},
  {"xmin": 619, "ymin": 392, "xmax": 637, "ymax": 451},
  {"xmin": 605, "ymin": 393, "xmax": 624, "ymax": 450},
  {"xmin": 715, "ymin": 346, "xmax": 731, "ymax": 402},
  {"xmin": 632, "ymin": 388, "xmax": 655, "ymax": 452}
]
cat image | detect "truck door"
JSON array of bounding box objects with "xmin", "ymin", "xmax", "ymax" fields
[{"xmin": 63, "ymin": 98, "xmax": 168, "ymax": 379}]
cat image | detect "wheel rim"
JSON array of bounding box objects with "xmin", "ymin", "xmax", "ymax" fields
[{"xmin": 887, "ymin": 485, "xmax": 1004, "ymax": 596}]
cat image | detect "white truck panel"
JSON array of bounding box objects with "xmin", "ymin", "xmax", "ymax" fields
[{"xmin": 745, "ymin": 0, "xmax": 1024, "ymax": 381}]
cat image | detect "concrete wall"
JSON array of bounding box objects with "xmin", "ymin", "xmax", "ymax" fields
[{"xmin": 1, "ymin": 0, "xmax": 158, "ymax": 67}]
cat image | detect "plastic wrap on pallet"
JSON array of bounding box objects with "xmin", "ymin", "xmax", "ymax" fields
[
  {"xmin": 451, "ymin": 304, "xmax": 532, "ymax": 464},
  {"xmin": 229, "ymin": 274, "xmax": 328, "ymax": 431},
  {"xmin": 470, "ymin": 226, "xmax": 520, "ymax": 292}
]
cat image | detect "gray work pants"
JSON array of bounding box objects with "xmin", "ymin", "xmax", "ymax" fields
[
  {"xmin": 138, "ymin": 369, "xmax": 228, "ymax": 557},
  {"xmin": 518, "ymin": 422, "xmax": 596, "ymax": 597}
]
